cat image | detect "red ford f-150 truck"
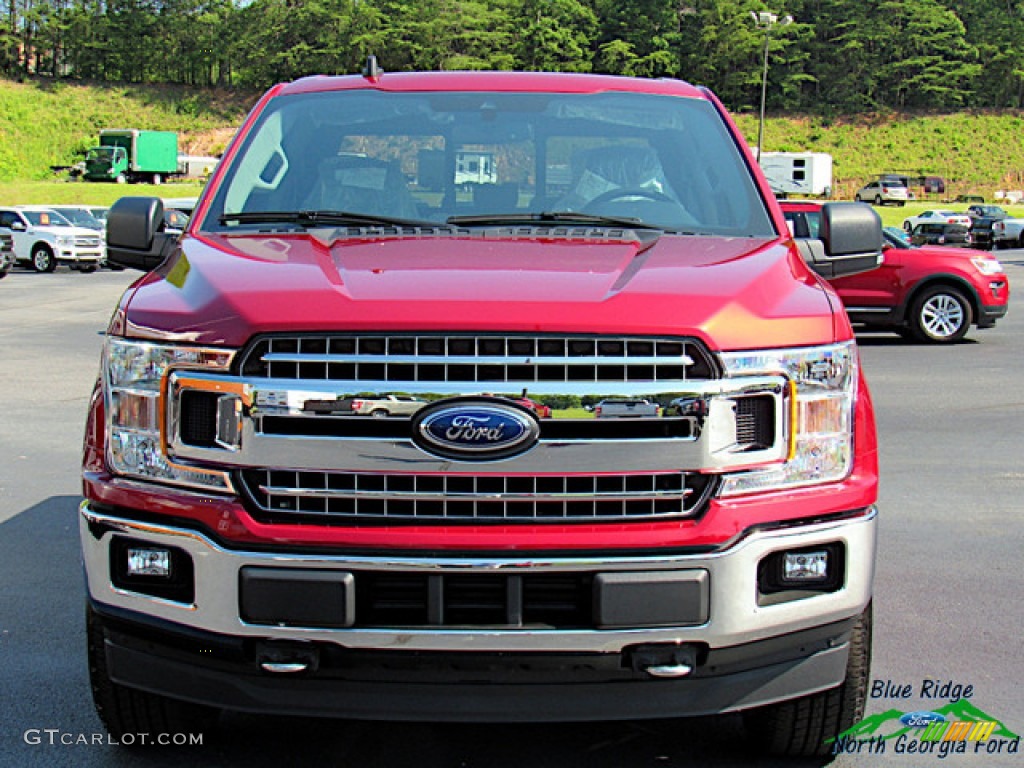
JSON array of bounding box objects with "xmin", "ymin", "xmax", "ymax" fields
[{"xmin": 81, "ymin": 66, "xmax": 882, "ymax": 757}]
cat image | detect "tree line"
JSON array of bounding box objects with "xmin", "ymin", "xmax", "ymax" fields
[{"xmin": 3, "ymin": 0, "xmax": 1022, "ymax": 114}]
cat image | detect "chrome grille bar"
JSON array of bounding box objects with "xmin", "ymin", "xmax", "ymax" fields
[
  {"xmin": 240, "ymin": 334, "xmax": 717, "ymax": 383},
  {"xmin": 239, "ymin": 470, "xmax": 715, "ymax": 522}
]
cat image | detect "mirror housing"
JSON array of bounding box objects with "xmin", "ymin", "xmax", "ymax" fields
[
  {"xmin": 105, "ymin": 196, "xmax": 177, "ymax": 272},
  {"xmin": 795, "ymin": 202, "xmax": 884, "ymax": 279}
]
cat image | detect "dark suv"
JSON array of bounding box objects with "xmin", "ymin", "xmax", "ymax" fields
[
  {"xmin": 782, "ymin": 200, "xmax": 1010, "ymax": 342},
  {"xmin": 910, "ymin": 222, "xmax": 972, "ymax": 248},
  {"xmin": 966, "ymin": 204, "xmax": 1009, "ymax": 250}
]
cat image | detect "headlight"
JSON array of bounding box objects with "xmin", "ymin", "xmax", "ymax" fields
[
  {"xmin": 971, "ymin": 257, "xmax": 1004, "ymax": 276},
  {"xmin": 718, "ymin": 342, "xmax": 857, "ymax": 496},
  {"xmin": 104, "ymin": 338, "xmax": 235, "ymax": 490},
  {"xmin": 57, "ymin": 235, "xmax": 74, "ymax": 246}
]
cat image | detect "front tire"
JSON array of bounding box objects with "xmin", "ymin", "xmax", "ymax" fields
[
  {"xmin": 874, "ymin": 195, "xmax": 882, "ymax": 206},
  {"xmin": 909, "ymin": 285, "xmax": 972, "ymax": 343},
  {"xmin": 744, "ymin": 604, "xmax": 872, "ymax": 757},
  {"xmin": 87, "ymin": 604, "xmax": 219, "ymax": 742},
  {"xmin": 31, "ymin": 244, "xmax": 56, "ymax": 272}
]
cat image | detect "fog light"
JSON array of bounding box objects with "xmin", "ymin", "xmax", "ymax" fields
[
  {"xmin": 783, "ymin": 551, "xmax": 828, "ymax": 582},
  {"xmin": 127, "ymin": 547, "xmax": 172, "ymax": 577},
  {"xmin": 757, "ymin": 542, "xmax": 844, "ymax": 597},
  {"xmin": 111, "ymin": 537, "xmax": 195, "ymax": 603}
]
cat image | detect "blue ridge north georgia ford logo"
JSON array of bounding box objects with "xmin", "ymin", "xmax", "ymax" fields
[{"xmin": 413, "ymin": 399, "xmax": 540, "ymax": 461}]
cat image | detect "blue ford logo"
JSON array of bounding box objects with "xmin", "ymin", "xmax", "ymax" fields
[
  {"xmin": 899, "ymin": 711, "xmax": 946, "ymax": 728},
  {"xmin": 412, "ymin": 399, "xmax": 540, "ymax": 461}
]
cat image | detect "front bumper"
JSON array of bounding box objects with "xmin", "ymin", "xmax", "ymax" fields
[
  {"xmin": 82, "ymin": 503, "xmax": 875, "ymax": 719},
  {"xmin": 980, "ymin": 301, "xmax": 1009, "ymax": 324},
  {"xmin": 58, "ymin": 249, "xmax": 104, "ymax": 263}
]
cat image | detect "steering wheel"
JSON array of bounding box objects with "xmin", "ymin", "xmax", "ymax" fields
[{"xmin": 582, "ymin": 187, "xmax": 676, "ymax": 211}]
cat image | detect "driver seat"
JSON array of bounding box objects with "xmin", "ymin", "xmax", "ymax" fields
[{"xmin": 557, "ymin": 144, "xmax": 669, "ymax": 211}]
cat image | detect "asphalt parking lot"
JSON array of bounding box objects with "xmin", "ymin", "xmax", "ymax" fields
[{"xmin": 1, "ymin": 256, "xmax": 1023, "ymax": 767}]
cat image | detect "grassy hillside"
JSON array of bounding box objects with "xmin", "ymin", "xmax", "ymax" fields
[
  {"xmin": 3, "ymin": 76, "xmax": 1024, "ymax": 204},
  {"xmin": 733, "ymin": 111, "xmax": 1024, "ymax": 200},
  {"xmin": 0, "ymin": 77, "xmax": 257, "ymax": 182}
]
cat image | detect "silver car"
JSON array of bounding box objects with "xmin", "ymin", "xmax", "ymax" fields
[{"xmin": 854, "ymin": 179, "xmax": 909, "ymax": 206}]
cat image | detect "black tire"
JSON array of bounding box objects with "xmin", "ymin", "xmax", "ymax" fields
[
  {"xmin": 370, "ymin": 409, "xmax": 389, "ymax": 418},
  {"xmin": 31, "ymin": 244, "xmax": 56, "ymax": 273},
  {"xmin": 87, "ymin": 604, "xmax": 219, "ymax": 742},
  {"xmin": 80, "ymin": 264, "xmax": 98, "ymax": 273},
  {"xmin": 908, "ymin": 285, "xmax": 972, "ymax": 343},
  {"xmin": 153, "ymin": 173, "xmax": 163, "ymax": 185},
  {"xmin": 873, "ymin": 195, "xmax": 882, "ymax": 206},
  {"xmin": 744, "ymin": 604, "xmax": 872, "ymax": 758}
]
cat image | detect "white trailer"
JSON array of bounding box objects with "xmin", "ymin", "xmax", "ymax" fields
[{"xmin": 758, "ymin": 152, "xmax": 833, "ymax": 198}]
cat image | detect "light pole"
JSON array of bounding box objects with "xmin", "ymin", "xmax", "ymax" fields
[{"xmin": 750, "ymin": 11, "xmax": 793, "ymax": 161}]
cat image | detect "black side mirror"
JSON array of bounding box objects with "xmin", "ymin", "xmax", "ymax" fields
[
  {"xmin": 105, "ymin": 196, "xmax": 177, "ymax": 272},
  {"xmin": 797, "ymin": 202, "xmax": 884, "ymax": 279}
]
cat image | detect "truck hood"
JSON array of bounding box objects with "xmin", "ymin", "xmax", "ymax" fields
[
  {"xmin": 117, "ymin": 230, "xmax": 842, "ymax": 351},
  {"xmin": 32, "ymin": 225, "xmax": 101, "ymax": 238}
]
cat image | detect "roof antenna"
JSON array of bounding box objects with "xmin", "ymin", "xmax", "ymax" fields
[{"xmin": 362, "ymin": 55, "xmax": 383, "ymax": 82}]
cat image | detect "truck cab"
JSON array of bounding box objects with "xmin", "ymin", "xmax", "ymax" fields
[
  {"xmin": 82, "ymin": 69, "xmax": 882, "ymax": 758},
  {"xmin": 85, "ymin": 145, "xmax": 129, "ymax": 183}
]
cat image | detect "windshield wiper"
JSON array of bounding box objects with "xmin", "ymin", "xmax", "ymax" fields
[
  {"xmin": 446, "ymin": 211, "xmax": 663, "ymax": 231},
  {"xmin": 218, "ymin": 210, "xmax": 439, "ymax": 229}
]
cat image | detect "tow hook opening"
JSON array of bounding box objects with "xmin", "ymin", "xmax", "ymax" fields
[
  {"xmin": 627, "ymin": 643, "xmax": 700, "ymax": 679},
  {"xmin": 255, "ymin": 640, "xmax": 320, "ymax": 675}
]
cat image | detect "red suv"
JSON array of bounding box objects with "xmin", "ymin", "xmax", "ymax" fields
[{"xmin": 782, "ymin": 200, "xmax": 1010, "ymax": 342}]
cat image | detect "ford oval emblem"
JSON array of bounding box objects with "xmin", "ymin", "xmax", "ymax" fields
[
  {"xmin": 412, "ymin": 398, "xmax": 540, "ymax": 461},
  {"xmin": 899, "ymin": 711, "xmax": 946, "ymax": 728}
]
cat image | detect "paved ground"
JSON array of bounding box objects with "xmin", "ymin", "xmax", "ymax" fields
[{"xmin": 1, "ymin": 255, "xmax": 1022, "ymax": 767}]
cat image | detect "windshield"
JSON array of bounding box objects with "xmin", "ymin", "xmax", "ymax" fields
[
  {"xmin": 86, "ymin": 147, "xmax": 114, "ymax": 161},
  {"xmin": 53, "ymin": 208, "xmax": 102, "ymax": 228},
  {"xmin": 203, "ymin": 89, "xmax": 773, "ymax": 237},
  {"xmin": 22, "ymin": 210, "xmax": 73, "ymax": 227}
]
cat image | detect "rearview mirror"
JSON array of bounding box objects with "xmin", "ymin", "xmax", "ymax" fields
[
  {"xmin": 796, "ymin": 202, "xmax": 884, "ymax": 279},
  {"xmin": 105, "ymin": 196, "xmax": 177, "ymax": 272}
]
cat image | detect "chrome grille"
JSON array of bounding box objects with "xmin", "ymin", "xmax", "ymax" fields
[
  {"xmin": 74, "ymin": 236, "xmax": 102, "ymax": 248},
  {"xmin": 239, "ymin": 334, "xmax": 717, "ymax": 383},
  {"xmin": 239, "ymin": 469, "xmax": 716, "ymax": 523}
]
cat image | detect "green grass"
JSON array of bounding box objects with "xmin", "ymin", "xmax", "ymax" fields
[{"xmin": 0, "ymin": 180, "xmax": 207, "ymax": 206}]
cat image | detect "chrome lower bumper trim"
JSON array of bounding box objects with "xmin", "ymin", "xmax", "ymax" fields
[{"xmin": 81, "ymin": 501, "xmax": 875, "ymax": 653}]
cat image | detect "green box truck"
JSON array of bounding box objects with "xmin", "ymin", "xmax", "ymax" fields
[{"xmin": 84, "ymin": 129, "xmax": 179, "ymax": 184}]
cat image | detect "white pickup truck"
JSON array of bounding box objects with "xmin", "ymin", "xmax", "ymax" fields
[
  {"xmin": 594, "ymin": 398, "xmax": 661, "ymax": 418},
  {"xmin": 991, "ymin": 216, "xmax": 1024, "ymax": 249},
  {"xmin": 304, "ymin": 394, "xmax": 427, "ymax": 418},
  {"xmin": 0, "ymin": 206, "xmax": 105, "ymax": 272}
]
